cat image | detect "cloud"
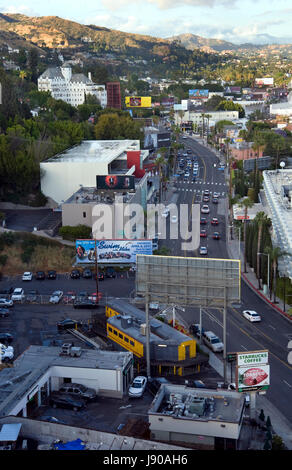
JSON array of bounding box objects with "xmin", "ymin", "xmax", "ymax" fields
[
  {"xmin": 101, "ymin": 0, "xmax": 236, "ymax": 11},
  {"xmin": 0, "ymin": 4, "xmax": 40, "ymax": 16}
]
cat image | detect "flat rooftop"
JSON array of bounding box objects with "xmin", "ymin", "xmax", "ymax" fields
[
  {"xmin": 0, "ymin": 345, "xmax": 132, "ymax": 417},
  {"xmin": 43, "ymin": 140, "xmax": 140, "ymax": 164},
  {"xmin": 149, "ymin": 384, "xmax": 245, "ymax": 424}
]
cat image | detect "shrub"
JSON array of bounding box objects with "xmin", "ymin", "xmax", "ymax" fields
[
  {"xmin": 0, "ymin": 255, "xmax": 7, "ymax": 266},
  {"xmin": 59, "ymin": 225, "xmax": 92, "ymax": 241}
]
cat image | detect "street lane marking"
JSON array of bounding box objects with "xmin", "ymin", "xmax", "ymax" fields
[{"xmin": 283, "ymin": 380, "xmax": 292, "ymax": 388}]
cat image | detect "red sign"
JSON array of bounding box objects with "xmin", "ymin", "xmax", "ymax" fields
[{"xmin": 237, "ymin": 215, "xmax": 249, "ymax": 220}]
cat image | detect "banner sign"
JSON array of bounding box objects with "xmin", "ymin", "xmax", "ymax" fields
[
  {"xmin": 189, "ymin": 89, "xmax": 209, "ymax": 98},
  {"xmin": 96, "ymin": 175, "xmax": 135, "ymax": 191},
  {"xmin": 76, "ymin": 239, "xmax": 153, "ymax": 264},
  {"xmin": 237, "ymin": 364, "xmax": 270, "ymax": 391},
  {"xmin": 237, "ymin": 350, "xmax": 268, "ymax": 367},
  {"xmin": 125, "ymin": 96, "xmax": 152, "ymax": 108}
]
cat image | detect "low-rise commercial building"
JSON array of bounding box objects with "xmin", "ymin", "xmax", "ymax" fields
[{"xmin": 148, "ymin": 384, "xmax": 245, "ymax": 450}]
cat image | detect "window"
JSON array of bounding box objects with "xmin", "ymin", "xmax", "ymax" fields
[
  {"xmin": 83, "ymin": 211, "xmax": 86, "ymax": 218},
  {"xmin": 130, "ymin": 340, "xmax": 134, "ymax": 346},
  {"xmin": 124, "ymin": 337, "xmax": 129, "ymax": 343},
  {"xmin": 108, "ymin": 326, "xmax": 112, "ymax": 332},
  {"xmin": 113, "ymin": 330, "xmax": 118, "ymax": 336},
  {"xmin": 119, "ymin": 333, "xmax": 123, "ymax": 339}
]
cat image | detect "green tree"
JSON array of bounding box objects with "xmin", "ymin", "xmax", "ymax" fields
[
  {"xmin": 238, "ymin": 197, "xmax": 254, "ymax": 273},
  {"xmin": 255, "ymin": 212, "xmax": 271, "ymax": 289}
]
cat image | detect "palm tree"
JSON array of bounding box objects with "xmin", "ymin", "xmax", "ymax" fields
[
  {"xmin": 238, "ymin": 197, "xmax": 254, "ymax": 273},
  {"xmin": 255, "ymin": 212, "xmax": 271, "ymax": 289},
  {"xmin": 265, "ymin": 246, "xmax": 289, "ymax": 302},
  {"xmin": 154, "ymin": 154, "xmax": 167, "ymax": 202}
]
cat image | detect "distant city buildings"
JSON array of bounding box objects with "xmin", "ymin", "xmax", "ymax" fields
[{"xmin": 38, "ymin": 63, "xmax": 107, "ymax": 108}]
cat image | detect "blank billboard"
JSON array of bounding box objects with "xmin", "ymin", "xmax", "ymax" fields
[{"xmin": 136, "ymin": 255, "xmax": 241, "ymax": 307}]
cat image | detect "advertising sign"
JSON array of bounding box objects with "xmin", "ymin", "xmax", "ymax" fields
[
  {"xmin": 125, "ymin": 96, "xmax": 152, "ymax": 108},
  {"xmin": 76, "ymin": 239, "xmax": 153, "ymax": 264},
  {"xmin": 189, "ymin": 89, "xmax": 209, "ymax": 98},
  {"xmin": 237, "ymin": 350, "xmax": 268, "ymax": 367},
  {"xmin": 255, "ymin": 77, "xmax": 274, "ymax": 86},
  {"xmin": 96, "ymin": 175, "xmax": 135, "ymax": 191},
  {"xmin": 237, "ymin": 364, "xmax": 270, "ymax": 391}
]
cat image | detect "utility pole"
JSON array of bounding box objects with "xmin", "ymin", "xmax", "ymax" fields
[
  {"xmin": 94, "ymin": 240, "xmax": 99, "ymax": 303},
  {"xmin": 145, "ymin": 294, "xmax": 151, "ymax": 379},
  {"xmin": 223, "ymin": 287, "xmax": 227, "ymax": 385}
]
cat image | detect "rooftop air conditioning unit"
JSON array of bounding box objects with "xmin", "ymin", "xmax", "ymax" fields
[{"xmin": 140, "ymin": 323, "xmax": 147, "ymax": 335}]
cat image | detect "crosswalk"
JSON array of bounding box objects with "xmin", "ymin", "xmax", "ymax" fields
[{"xmin": 175, "ymin": 180, "xmax": 227, "ymax": 197}]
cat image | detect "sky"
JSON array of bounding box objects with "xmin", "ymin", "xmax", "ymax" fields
[{"xmin": 1, "ymin": 0, "xmax": 292, "ymax": 45}]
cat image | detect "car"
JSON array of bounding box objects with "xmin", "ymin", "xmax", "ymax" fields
[
  {"xmin": 147, "ymin": 377, "xmax": 170, "ymax": 396},
  {"xmin": 105, "ymin": 267, "xmax": 116, "ymax": 278},
  {"xmin": 211, "ymin": 217, "xmax": 219, "ymax": 225},
  {"xmin": 59, "ymin": 383, "xmax": 97, "ymax": 401},
  {"xmin": 212, "ymin": 197, "xmax": 219, "ymax": 204},
  {"xmin": 0, "ymin": 308, "xmax": 10, "ymax": 317},
  {"xmin": 49, "ymin": 290, "xmax": 63, "ymax": 304},
  {"xmin": 57, "ymin": 318, "xmax": 82, "ymax": 331},
  {"xmin": 11, "ymin": 288, "xmax": 25, "ymax": 301},
  {"xmin": 26, "ymin": 290, "xmax": 38, "ymax": 302},
  {"xmin": 213, "ymin": 232, "xmax": 220, "ymax": 240},
  {"xmin": 98, "ymin": 272, "xmax": 105, "ymax": 281},
  {"xmin": 88, "ymin": 292, "xmax": 103, "ymax": 302},
  {"xmin": 35, "ymin": 271, "xmax": 45, "ymax": 280},
  {"xmin": 200, "ymin": 217, "xmax": 207, "ymax": 225},
  {"xmin": 203, "ymin": 190, "xmax": 210, "ymax": 196},
  {"xmin": 202, "ymin": 331, "xmax": 224, "ymax": 353},
  {"xmin": 39, "ymin": 416, "xmax": 66, "ymax": 424},
  {"xmin": 128, "ymin": 376, "xmax": 147, "ymax": 398},
  {"xmin": 242, "ymin": 310, "xmax": 262, "ymax": 322},
  {"xmin": 74, "ymin": 298, "xmax": 99, "ymax": 309},
  {"xmin": 161, "ymin": 208, "xmax": 170, "ymax": 218},
  {"xmin": 0, "ymin": 333, "xmax": 13, "ymax": 344},
  {"xmin": 213, "ymin": 192, "xmax": 220, "ymax": 198},
  {"xmin": 49, "ymin": 392, "xmax": 86, "ymax": 411},
  {"xmin": 0, "ymin": 343, "xmax": 14, "ymax": 363},
  {"xmin": 203, "ymin": 196, "xmax": 210, "ymax": 202},
  {"xmin": 184, "ymin": 172, "xmax": 190, "ymax": 179},
  {"xmin": 63, "ymin": 291, "xmax": 76, "ymax": 303},
  {"xmin": 186, "ymin": 380, "xmax": 207, "ymax": 389},
  {"xmin": 189, "ymin": 323, "xmax": 205, "ymax": 337},
  {"xmin": 200, "ymin": 229, "xmax": 207, "ymax": 238},
  {"xmin": 171, "ymin": 215, "xmax": 178, "ymax": 223},
  {"xmin": 201, "ymin": 205, "xmax": 210, "ymax": 214},
  {"xmin": 70, "ymin": 269, "xmax": 81, "ymax": 279},
  {"xmin": 0, "ymin": 287, "xmax": 14, "ymax": 295},
  {"xmin": 77, "ymin": 291, "xmax": 88, "ymax": 298},
  {"xmin": 192, "ymin": 176, "xmax": 197, "ymax": 182},
  {"xmin": 199, "ymin": 246, "xmax": 208, "ymax": 255},
  {"xmin": 0, "ymin": 298, "xmax": 13, "ymax": 308},
  {"xmin": 83, "ymin": 269, "xmax": 92, "ymax": 279},
  {"xmin": 22, "ymin": 271, "xmax": 33, "ymax": 281},
  {"xmin": 47, "ymin": 270, "xmax": 57, "ymax": 280}
]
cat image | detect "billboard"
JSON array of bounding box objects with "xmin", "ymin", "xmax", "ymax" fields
[
  {"xmin": 237, "ymin": 364, "xmax": 270, "ymax": 392},
  {"xmin": 255, "ymin": 77, "xmax": 274, "ymax": 86},
  {"xmin": 237, "ymin": 350, "xmax": 268, "ymax": 367},
  {"xmin": 76, "ymin": 239, "xmax": 153, "ymax": 264},
  {"xmin": 96, "ymin": 175, "xmax": 135, "ymax": 191},
  {"xmin": 136, "ymin": 255, "xmax": 241, "ymax": 307},
  {"xmin": 125, "ymin": 96, "xmax": 152, "ymax": 108},
  {"xmin": 189, "ymin": 89, "xmax": 209, "ymax": 99}
]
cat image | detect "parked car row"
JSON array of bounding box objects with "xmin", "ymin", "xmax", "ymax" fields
[{"xmin": 19, "ymin": 267, "xmax": 117, "ymax": 282}]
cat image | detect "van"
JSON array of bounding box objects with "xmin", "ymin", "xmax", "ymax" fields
[{"xmin": 202, "ymin": 331, "xmax": 224, "ymax": 353}]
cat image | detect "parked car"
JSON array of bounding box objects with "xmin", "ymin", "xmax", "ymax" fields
[
  {"xmin": 242, "ymin": 310, "xmax": 262, "ymax": 322},
  {"xmin": 128, "ymin": 376, "xmax": 147, "ymax": 398},
  {"xmin": 73, "ymin": 298, "xmax": 99, "ymax": 309},
  {"xmin": 202, "ymin": 331, "xmax": 224, "ymax": 353},
  {"xmin": 147, "ymin": 377, "xmax": 170, "ymax": 396},
  {"xmin": 171, "ymin": 215, "xmax": 178, "ymax": 224},
  {"xmin": 36, "ymin": 271, "xmax": 45, "ymax": 280},
  {"xmin": 199, "ymin": 246, "xmax": 208, "ymax": 255},
  {"xmin": 0, "ymin": 308, "xmax": 10, "ymax": 317},
  {"xmin": 0, "ymin": 333, "xmax": 13, "ymax": 344},
  {"xmin": 11, "ymin": 288, "xmax": 25, "ymax": 301},
  {"xmin": 22, "ymin": 271, "xmax": 33, "ymax": 281},
  {"xmin": 47, "ymin": 270, "xmax": 57, "ymax": 280},
  {"xmin": 70, "ymin": 269, "xmax": 81, "ymax": 279},
  {"xmin": 201, "ymin": 205, "xmax": 210, "ymax": 214},
  {"xmin": 211, "ymin": 217, "xmax": 219, "ymax": 225},
  {"xmin": 0, "ymin": 287, "xmax": 14, "ymax": 295},
  {"xmin": 49, "ymin": 392, "xmax": 86, "ymax": 411},
  {"xmin": 49, "ymin": 290, "xmax": 63, "ymax": 304},
  {"xmin": 189, "ymin": 323, "xmax": 205, "ymax": 337},
  {"xmin": 0, "ymin": 298, "xmax": 13, "ymax": 308},
  {"xmin": 26, "ymin": 290, "xmax": 38, "ymax": 302},
  {"xmin": 161, "ymin": 208, "xmax": 170, "ymax": 218},
  {"xmin": 63, "ymin": 291, "xmax": 76, "ymax": 303},
  {"xmin": 105, "ymin": 267, "xmax": 116, "ymax": 278},
  {"xmin": 57, "ymin": 318, "xmax": 82, "ymax": 331},
  {"xmin": 0, "ymin": 343, "xmax": 14, "ymax": 363},
  {"xmin": 59, "ymin": 383, "xmax": 97, "ymax": 401},
  {"xmin": 83, "ymin": 269, "xmax": 92, "ymax": 279},
  {"xmin": 186, "ymin": 379, "xmax": 206, "ymax": 389}
]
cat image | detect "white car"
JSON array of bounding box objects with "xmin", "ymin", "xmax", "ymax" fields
[
  {"xmin": 199, "ymin": 246, "xmax": 208, "ymax": 255},
  {"xmin": 201, "ymin": 205, "xmax": 210, "ymax": 214},
  {"xmin": 22, "ymin": 271, "xmax": 33, "ymax": 281},
  {"xmin": 11, "ymin": 288, "xmax": 25, "ymax": 301},
  {"xmin": 128, "ymin": 376, "xmax": 147, "ymax": 398},
  {"xmin": 171, "ymin": 215, "xmax": 178, "ymax": 223},
  {"xmin": 242, "ymin": 310, "xmax": 261, "ymax": 322},
  {"xmin": 49, "ymin": 290, "xmax": 63, "ymax": 304},
  {"xmin": 0, "ymin": 298, "xmax": 13, "ymax": 307},
  {"xmin": 161, "ymin": 208, "xmax": 170, "ymax": 218},
  {"xmin": 0, "ymin": 343, "xmax": 14, "ymax": 363}
]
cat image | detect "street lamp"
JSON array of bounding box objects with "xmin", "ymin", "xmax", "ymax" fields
[{"xmin": 258, "ymin": 252, "xmax": 270, "ymax": 299}]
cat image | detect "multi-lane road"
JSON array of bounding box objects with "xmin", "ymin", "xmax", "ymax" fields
[{"xmin": 163, "ymin": 135, "xmax": 292, "ymax": 423}]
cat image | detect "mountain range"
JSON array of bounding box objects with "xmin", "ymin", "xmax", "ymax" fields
[{"xmin": 0, "ymin": 13, "xmax": 291, "ymax": 55}]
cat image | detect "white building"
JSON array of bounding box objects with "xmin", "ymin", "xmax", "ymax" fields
[
  {"xmin": 175, "ymin": 110, "xmax": 239, "ymax": 126},
  {"xmin": 270, "ymin": 91, "xmax": 292, "ymax": 117},
  {"xmin": 40, "ymin": 139, "xmax": 147, "ymax": 204},
  {"xmin": 38, "ymin": 63, "xmax": 107, "ymax": 108}
]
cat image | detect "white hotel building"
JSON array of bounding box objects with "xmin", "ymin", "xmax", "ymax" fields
[{"xmin": 38, "ymin": 63, "xmax": 107, "ymax": 108}]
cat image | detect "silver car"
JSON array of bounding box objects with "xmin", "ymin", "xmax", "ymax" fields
[{"xmin": 49, "ymin": 290, "xmax": 63, "ymax": 304}]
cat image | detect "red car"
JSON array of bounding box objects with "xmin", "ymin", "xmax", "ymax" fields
[
  {"xmin": 63, "ymin": 291, "xmax": 76, "ymax": 303},
  {"xmin": 213, "ymin": 232, "xmax": 220, "ymax": 240},
  {"xmin": 200, "ymin": 217, "xmax": 207, "ymax": 225},
  {"xmin": 200, "ymin": 230, "xmax": 207, "ymax": 238},
  {"xmin": 211, "ymin": 217, "xmax": 219, "ymax": 225}
]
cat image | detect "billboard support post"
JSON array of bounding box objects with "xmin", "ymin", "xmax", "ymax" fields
[
  {"xmin": 223, "ymin": 287, "xmax": 227, "ymax": 385},
  {"xmin": 199, "ymin": 306, "xmax": 202, "ymax": 345},
  {"xmin": 95, "ymin": 240, "xmax": 99, "ymax": 301},
  {"xmin": 145, "ymin": 293, "xmax": 151, "ymax": 379}
]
